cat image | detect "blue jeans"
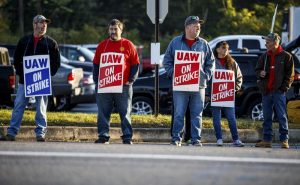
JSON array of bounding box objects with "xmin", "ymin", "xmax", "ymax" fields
[
  {"xmin": 211, "ymin": 106, "xmax": 239, "ymax": 141},
  {"xmin": 7, "ymin": 84, "xmax": 48, "ymax": 137},
  {"xmin": 96, "ymin": 85, "xmax": 133, "ymax": 141},
  {"xmin": 172, "ymin": 89, "xmax": 205, "ymax": 143},
  {"xmin": 262, "ymin": 92, "xmax": 289, "ymax": 142}
]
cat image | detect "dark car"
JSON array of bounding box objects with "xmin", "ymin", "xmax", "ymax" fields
[
  {"xmin": 59, "ymin": 44, "xmax": 94, "ymax": 63},
  {"xmin": 132, "ymin": 68, "xmax": 172, "ymax": 115},
  {"xmin": 0, "ymin": 47, "xmax": 16, "ymax": 107},
  {"xmin": 132, "ymin": 52, "xmax": 300, "ymax": 120}
]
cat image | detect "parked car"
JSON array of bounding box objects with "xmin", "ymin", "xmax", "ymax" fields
[
  {"xmin": 71, "ymin": 71, "xmax": 96, "ymax": 105},
  {"xmin": 81, "ymin": 44, "xmax": 97, "ymax": 53},
  {"xmin": 132, "ymin": 52, "xmax": 300, "ymax": 120},
  {"xmin": 59, "ymin": 44, "xmax": 95, "ymax": 62},
  {"xmin": 0, "ymin": 47, "xmax": 16, "ymax": 107},
  {"xmin": 60, "ymin": 54, "xmax": 93, "ymax": 72},
  {"xmin": 49, "ymin": 62, "xmax": 83, "ymax": 111},
  {"xmin": 208, "ymin": 35, "xmax": 267, "ymax": 52},
  {"xmin": 0, "ymin": 44, "xmax": 86, "ymax": 111},
  {"xmin": 56, "ymin": 55, "xmax": 96, "ymax": 107}
]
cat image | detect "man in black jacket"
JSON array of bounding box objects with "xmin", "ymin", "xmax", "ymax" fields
[
  {"xmin": 255, "ymin": 33, "xmax": 294, "ymax": 149},
  {"xmin": 0, "ymin": 15, "xmax": 60, "ymax": 142}
]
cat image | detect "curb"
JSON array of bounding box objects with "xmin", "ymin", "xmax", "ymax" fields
[{"xmin": 1, "ymin": 126, "xmax": 300, "ymax": 142}]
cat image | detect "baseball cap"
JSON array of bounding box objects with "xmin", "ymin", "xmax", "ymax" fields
[
  {"xmin": 33, "ymin": 15, "xmax": 51, "ymax": 24},
  {"xmin": 262, "ymin": 33, "xmax": 281, "ymax": 42},
  {"xmin": 184, "ymin": 16, "xmax": 204, "ymax": 27}
]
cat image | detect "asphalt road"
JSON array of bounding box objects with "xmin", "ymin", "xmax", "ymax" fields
[{"xmin": 0, "ymin": 142, "xmax": 299, "ymax": 185}]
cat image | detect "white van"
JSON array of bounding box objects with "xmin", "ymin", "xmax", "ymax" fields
[{"xmin": 208, "ymin": 35, "xmax": 266, "ymax": 52}]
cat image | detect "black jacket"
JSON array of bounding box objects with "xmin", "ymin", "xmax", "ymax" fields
[
  {"xmin": 255, "ymin": 50, "xmax": 294, "ymax": 95},
  {"xmin": 13, "ymin": 34, "xmax": 61, "ymax": 84}
]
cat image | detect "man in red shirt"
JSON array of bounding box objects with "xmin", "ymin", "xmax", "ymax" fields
[
  {"xmin": 255, "ymin": 33, "xmax": 294, "ymax": 149},
  {"xmin": 93, "ymin": 19, "xmax": 140, "ymax": 144}
]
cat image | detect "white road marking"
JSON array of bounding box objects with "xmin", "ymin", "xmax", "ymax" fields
[{"xmin": 0, "ymin": 151, "xmax": 299, "ymax": 164}]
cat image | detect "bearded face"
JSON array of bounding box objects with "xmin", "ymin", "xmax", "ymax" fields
[
  {"xmin": 33, "ymin": 21, "xmax": 47, "ymax": 37},
  {"xmin": 108, "ymin": 25, "xmax": 122, "ymax": 41}
]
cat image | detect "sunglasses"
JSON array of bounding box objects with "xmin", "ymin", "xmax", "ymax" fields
[{"xmin": 190, "ymin": 16, "xmax": 199, "ymax": 20}]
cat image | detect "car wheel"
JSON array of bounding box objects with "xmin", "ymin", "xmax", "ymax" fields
[
  {"xmin": 48, "ymin": 96, "xmax": 71, "ymax": 111},
  {"xmin": 247, "ymin": 99, "xmax": 276, "ymax": 121},
  {"xmin": 247, "ymin": 99, "xmax": 264, "ymax": 121},
  {"xmin": 132, "ymin": 97, "xmax": 154, "ymax": 115}
]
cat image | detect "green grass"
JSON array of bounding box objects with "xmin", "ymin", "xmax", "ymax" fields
[
  {"xmin": 1, "ymin": 108, "xmax": 299, "ymax": 129},
  {"xmin": 0, "ymin": 108, "xmax": 264, "ymax": 129}
]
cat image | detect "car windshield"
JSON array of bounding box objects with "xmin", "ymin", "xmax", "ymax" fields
[
  {"xmin": 79, "ymin": 47, "xmax": 95, "ymax": 61},
  {"xmin": 60, "ymin": 55, "xmax": 69, "ymax": 63}
]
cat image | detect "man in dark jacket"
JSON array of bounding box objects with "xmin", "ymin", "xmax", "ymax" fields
[
  {"xmin": 255, "ymin": 33, "xmax": 294, "ymax": 149},
  {"xmin": 0, "ymin": 15, "xmax": 60, "ymax": 142}
]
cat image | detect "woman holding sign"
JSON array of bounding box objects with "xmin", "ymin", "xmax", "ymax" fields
[{"xmin": 210, "ymin": 41, "xmax": 244, "ymax": 147}]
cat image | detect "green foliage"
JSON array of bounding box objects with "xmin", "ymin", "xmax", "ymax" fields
[{"xmin": 1, "ymin": 0, "xmax": 299, "ymax": 51}]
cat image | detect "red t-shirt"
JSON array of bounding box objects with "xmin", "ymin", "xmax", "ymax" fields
[
  {"xmin": 93, "ymin": 38, "xmax": 140, "ymax": 84},
  {"xmin": 33, "ymin": 36, "xmax": 40, "ymax": 51},
  {"xmin": 185, "ymin": 38, "xmax": 195, "ymax": 48},
  {"xmin": 219, "ymin": 58, "xmax": 226, "ymax": 67},
  {"xmin": 267, "ymin": 46, "xmax": 283, "ymax": 92}
]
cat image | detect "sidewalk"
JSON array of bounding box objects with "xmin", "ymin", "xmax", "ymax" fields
[{"xmin": 2, "ymin": 126, "xmax": 300, "ymax": 143}]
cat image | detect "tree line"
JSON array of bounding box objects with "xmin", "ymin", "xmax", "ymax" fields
[{"xmin": 0, "ymin": 0, "xmax": 299, "ymax": 55}]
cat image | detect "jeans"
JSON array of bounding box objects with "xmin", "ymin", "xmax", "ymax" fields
[
  {"xmin": 96, "ymin": 85, "xmax": 133, "ymax": 141},
  {"xmin": 262, "ymin": 92, "xmax": 289, "ymax": 142},
  {"xmin": 211, "ymin": 106, "xmax": 239, "ymax": 141},
  {"xmin": 7, "ymin": 84, "xmax": 48, "ymax": 137},
  {"xmin": 172, "ymin": 89, "xmax": 205, "ymax": 143}
]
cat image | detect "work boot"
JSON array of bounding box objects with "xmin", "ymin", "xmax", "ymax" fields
[
  {"xmin": 0, "ymin": 134, "xmax": 16, "ymax": 141},
  {"xmin": 281, "ymin": 140, "xmax": 289, "ymax": 149},
  {"xmin": 255, "ymin": 140, "xmax": 272, "ymax": 148}
]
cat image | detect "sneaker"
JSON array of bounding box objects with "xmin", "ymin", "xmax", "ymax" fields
[
  {"xmin": 123, "ymin": 140, "xmax": 133, "ymax": 145},
  {"xmin": 281, "ymin": 140, "xmax": 289, "ymax": 149},
  {"xmin": 255, "ymin": 140, "xmax": 272, "ymax": 148},
  {"xmin": 216, "ymin": 139, "xmax": 223, "ymax": 146},
  {"xmin": 170, "ymin": 140, "xmax": 181, "ymax": 147},
  {"xmin": 233, "ymin": 140, "xmax": 245, "ymax": 147},
  {"xmin": 95, "ymin": 138, "xmax": 109, "ymax": 144},
  {"xmin": 192, "ymin": 141, "xmax": 202, "ymax": 147},
  {"xmin": 0, "ymin": 134, "xmax": 16, "ymax": 141},
  {"xmin": 36, "ymin": 136, "xmax": 45, "ymax": 142}
]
